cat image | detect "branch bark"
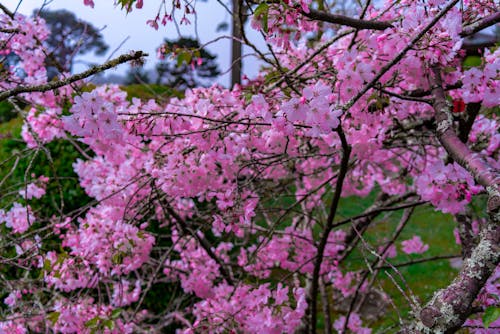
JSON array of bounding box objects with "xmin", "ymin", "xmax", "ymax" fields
[
  {"xmin": 417, "ymin": 224, "xmax": 499, "ymax": 333},
  {"xmin": 231, "ymin": 0, "xmax": 243, "ymax": 87},
  {"xmin": 430, "ymin": 67, "xmax": 499, "ymax": 214},
  {"xmin": 302, "ymin": 9, "xmax": 393, "ymax": 31},
  {"xmin": 0, "ymin": 3, "xmax": 14, "ymax": 19},
  {"xmin": 460, "ymin": 12, "xmax": 500, "ymax": 37},
  {"xmin": 0, "ymin": 28, "xmax": 21, "ymax": 34},
  {"xmin": 307, "ymin": 127, "xmax": 351, "ymax": 334},
  {"xmin": 0, "ymin": 51, "xmax": 147, "ymax": 102},
  {"xmin": 410, "ymin": 66, "xmax": 500, "ymax": 333}
]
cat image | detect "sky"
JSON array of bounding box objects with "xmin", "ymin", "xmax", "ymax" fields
[{"xmin": 2, "ymin": 0, "xmax": 267, "ymax": 87}]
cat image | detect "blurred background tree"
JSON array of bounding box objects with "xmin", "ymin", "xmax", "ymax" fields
[
  {"xmin": 34, "ymin": 8, "xmax": 109, "ymax": 79},
  {"xmin": 155, "ymin": 37, "xmax": 220, "ymax": 90}
]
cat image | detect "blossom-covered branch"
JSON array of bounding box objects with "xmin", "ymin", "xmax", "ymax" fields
[
  {"xmin": 431, "ymin": 66, "xmax": 500, "ymax": 215},
  {"xmin": 461, "ymin": 11, "xmax": 500, "ymax": 37},
  {"xmin": 0, "ymin": 51, "xmax": 147, "ymax": 102}
]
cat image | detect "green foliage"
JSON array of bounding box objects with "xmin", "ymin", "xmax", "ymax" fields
[
  {"xmin": 155, "ymin": 37, "xmax": 220, "ymax": 90},
  {"xmin": 463, "ymin": 55, "xmax": 482, "ymax": 68},
  {"xmin": 483, "ymin": 306, "xmax": 500, "ymax": 328},
  {"xmin": 35, "ymin": 8, "xmax": 108, "ymax": 78},
  {"xmin": 0, "ymin": 116, "xmax": 91, "ymax": 215},
  {"xmin": 120, "ymin": 84, "xmax": 183, "ymax": 101},
  {"xmin": 254, "ymin": 3, "xmax": 269, "ymax": 33},
  {"xmin": 0, "ymin": 101, "xmax": 17, "ymax": 123},
  {"xmin": 47, "ymin": 312, "xmax": 61, "ymax": 325},
  {"xmin": 116, "ymin": 0, "xmax": 136, "ymax": 9}
]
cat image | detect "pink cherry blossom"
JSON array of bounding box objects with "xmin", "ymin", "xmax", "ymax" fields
[{"xmin": 401, "ymin": 236, "xmax": 429, "ymax": 255}]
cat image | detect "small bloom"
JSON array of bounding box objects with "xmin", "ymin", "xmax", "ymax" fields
[{"xmin": 401, "ymin": 236, "xmax": 429, "ymax": 255}]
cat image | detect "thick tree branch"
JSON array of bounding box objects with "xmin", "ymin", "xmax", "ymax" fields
[
  {"xmin": 0, "ymin": 3, "xmax": 14, "ymax": 19},
  {"xmin": 308, "ymin": 127, "xmax": 351, "ymax": 334},
  {"xmin": 455, "ymin": 210, "xmax": 477, "ymax": 259},
  {"xmin": 417, "ymin": 224, "xmax": 499, "ymax": 333},
  {"xmin": 302, "ymin": 8, "xmax": 393, "ymax": 30},
  {"xmin": 304, "ymin": 7, "xmax": 499, "ymax": 38},
  {"xmin": 411, "ymin": 66, "xmax": 500, "ymax": 333},
  {"xmin": 0, "ymin": 28, "xmax": 21, "ymax": 34},
  {"xmin": 457, "ymin": 102, "xmax": 481, "ymax": 144},
  {"xmin": 431, "ymin": 67, "xmax": 500, "ymax": 215},
  {"xmin": 406, "ymin": 81, "xmax": 462, "ymax": 98},
  {"xmin": 0, "ymin": 51, "xmax": 147, "ymax": 102},
  {"xmin": 461, "ymin": 12, "xmax": 500, "ymax": 37}
]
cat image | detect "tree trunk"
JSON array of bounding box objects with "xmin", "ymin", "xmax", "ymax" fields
[{"xmin": 231, "ymin": 0, "xmax": 242, "ymax": 87}]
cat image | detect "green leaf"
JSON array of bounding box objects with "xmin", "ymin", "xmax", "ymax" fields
[
  {"xmin": 254, "ymin": 3, "xmax": 269, "ymax": 33},
  {"xmin": 47, "ymin": 312, "xmax": 60, "ymax": 325},
  {"xmin": 177, "ymin": 52, "xmax": 192, "ymax": 67},
  {"xmin": 254, "ymin": 3, "xmax": 269, "ymax": 18},
  {"xmin": 483, "ymin": 306, "xmax": 500, "ymax": 328},
  {"xmin": 117, "ymin": 0, "xmax": 135, "ymax": 9},
  {"xmin": 111, "ymin": 308, "xmax": 122, "ymax": 319},
  {"xmin": 463, "ymin": 55, "xmax": 482, "ymax": 68},
  {"xmin": 367, "ymin": 92, "xmax": 378, "ymax": 103},
  {"xmin": 43, "ymin": 259, "xmax": 52, "ymax": 271},
  {"xmin": 53, "ymin": 270, "xmax": 61, "ymax": 279},
  {"xmin": 103, "ymin": 319, "xmax": 115, "ymax": 330},
  {"xmin": 85, "ymin": 316, "xmax": 100, "ymax": 329},
  {"xmin": 112, "ymin": 252, "xmax": 124, "ymax": 265}
]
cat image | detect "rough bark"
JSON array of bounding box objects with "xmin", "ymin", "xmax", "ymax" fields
[
  {"xmin": 431, "ymin": 67, "xmax": 500, "ymax": 215},
  {"xmin": 416, "ymin": 225, "xmax": 499, "ymax": 333},
  {"xmin": 460, "ymin": 12, "xmax": 500, "ymax": 37},
  {"xmin": 410, "ymin": 66, "xmax": 500, "ymax": 333}
]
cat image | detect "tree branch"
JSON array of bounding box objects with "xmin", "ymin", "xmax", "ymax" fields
[
  {"xmin": 345, "ymin": 0, "xmax": 460, "ymax": 111},
  {"xmin": 406, "ymin": 81, "xmax": 462, "ymax": 98},
  {"xmin": 370, "ymin": 254, "xmax": 460, "ymax": 271},
  {"xmin": 457, "ymin": 102, "xmax": 481, "ymax": 144},
  {"xmin": 0, "ymin": 51, "xmax": 148, "ymax": 102},
  {"xmin": 455, "ymin": 210, "xmax": 477, "ymax": 259},
  {"xmin": 164, "ymin": 204, "xmax": 234, "ymax": 285},
  {"xmin": 0, "ymin": 3, "xmax": 14, "ymax": 19},
  {"xmin": 302, "ymin": 8, "xmax": 393, "ymax": 30},
  {"xmin": 411, "ymin": 66, "xmax": 500, "ymax": 333},
  {"xmin": 343, "ymin": 207, "xmax": 415, "ymax": 333},
  {"xmin": 308, "ymin": 127, "xmax": 351, "ymax": 334},
  {"xmin": 461, "ymin": 12, "xmax": 500, "ymax": 37},
  {"xmin": 417, "ymin": 224, "xmax": 499, "ymax": 333},
  {"xmin": 430, "ymin": 67, "xmax": 499, "ymax": 215},
  {"xmin": 0, "ymin": 28, "xmax": 21, "ymax": 34}
]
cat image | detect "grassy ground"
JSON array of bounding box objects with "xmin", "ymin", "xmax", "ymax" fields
[{"xmin": 336, "ymin": 195, "xmax": 460, "ymax": 331}]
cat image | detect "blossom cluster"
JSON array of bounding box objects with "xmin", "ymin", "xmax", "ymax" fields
[{"xmin": 0, "ymin": 0, "xmax": 498, "ymax": 333}]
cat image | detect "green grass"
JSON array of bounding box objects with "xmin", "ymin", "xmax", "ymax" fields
[
  {"xmin": 120, "ymin": 84, "xmax": 183, "ymax": 101},
  {"xmin": 335, "ymin": 195, "xmax": 460, "ymax": 331}
]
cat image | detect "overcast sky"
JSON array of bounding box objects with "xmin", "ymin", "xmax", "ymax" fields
[{"xmin": 3, "ymin": 0, "xmax": 266, "ymax": 87}]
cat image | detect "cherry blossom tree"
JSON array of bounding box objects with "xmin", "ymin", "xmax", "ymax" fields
[{"xmin": 0, "ymin": 0, "xmax": 499, "ymax": 333}]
